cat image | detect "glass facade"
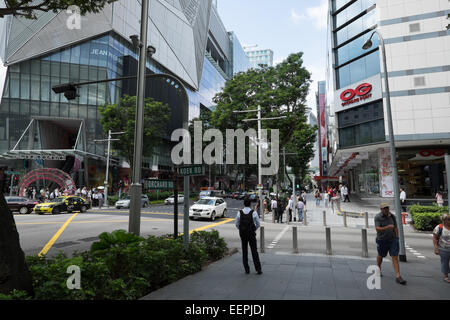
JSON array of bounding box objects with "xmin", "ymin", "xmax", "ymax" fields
[
  {"xmin": 229, "ymin": 32, "xmax": 252, "ymax": 75},
  {"xmin": 0, "ymin": 31, "xmax": 228, "ymax": 182},
  {"xmin": 332, "ymin": 0, "xmax": 379, "ymax": 89},
  {"xmin": 337, "ymin": 100, "xmax": 385, "ymax": 148}
]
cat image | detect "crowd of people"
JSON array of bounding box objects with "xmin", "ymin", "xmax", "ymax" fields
[{"xmin": 22, "ymin": 185, "xmax": 105, "ymax": 207}]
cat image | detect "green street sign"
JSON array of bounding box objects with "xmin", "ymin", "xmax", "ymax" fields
[
  {"xmin": 5, "ymin": 170, "xmax": 20, "ymax": 175},
  {"xmin": 177, "ymin": 165, "xmax": 204, "ymax": 176},
  {"xmin": 145, "ymin": 179, "xmax": 174, "ymax": 190}
]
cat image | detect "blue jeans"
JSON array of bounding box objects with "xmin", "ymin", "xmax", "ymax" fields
[
  {"xmin": 298, "ymin": 208, "xmax": 303, "ymax": 221},
  {"xmin": 315, "ymin": 198, "xmax": 320, "ymax": 206},
  {"xmin": 439, "ymin": 248, "xmax": 450, "ymax": 275}
]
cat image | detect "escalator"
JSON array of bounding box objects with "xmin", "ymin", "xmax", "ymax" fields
[{"xmin": 47, "ymin": 155, "xmax": 75, "ymax": 192}]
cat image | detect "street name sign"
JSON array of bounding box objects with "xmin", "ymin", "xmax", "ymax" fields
[
  {"xmin": 145, "ymin": 179, "xmax": 174, "ymax": 190},
  {"xmin": 177, "ymin": 165, "xmax": 204, "ymax": 176}
]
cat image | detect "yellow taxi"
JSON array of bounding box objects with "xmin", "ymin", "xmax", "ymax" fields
[{"xmin": 34, "ymin": 196, "xmax": 90, "ymax": 215}]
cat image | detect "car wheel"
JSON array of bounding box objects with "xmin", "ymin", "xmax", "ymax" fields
[
  {"xmin": 19, "ymin": 207, "xmax": 29, "ymax": 214},
  {"xmin": 211, "ymin": 211, "xmax": 216, "ymax": 221},
  {"xmin": 81, "ymin": 205, "xmax": 87, "ymax": 213},
  {"xmin": 222, "ymin": 209, "xmax": 227, "ymax": 218},
  {"xmin": 52, "ymin": 208, "xmax": 60, "ymax": 215}
]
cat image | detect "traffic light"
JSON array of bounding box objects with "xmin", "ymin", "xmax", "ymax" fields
[{"xmin": 52, "ymin": 83, "xmax": 78, "ymax": 100}]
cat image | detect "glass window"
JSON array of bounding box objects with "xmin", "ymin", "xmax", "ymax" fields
[
  {"xmin": 10, "ymin": 73, "xmax": 20, "ymax": 98},
  {"xmin": 70, "ymin": 45, "xmax": 81, "ymax": 64},
  {"xmin": 78, "ymin": 86, "xmax": 88, "ymax": 105},
  {"xmin": 41, "ymin": 60, "xmax": 50, "ymax": 76},
  {"xmin": 30, "ymin": 74, "xmax": 40, "ymax": 100},
  {"xmin": 349, "ymin": 58, "xmax": 365, "ymax": 85},
  {"xmin": 61, "ymin": 62, "xmax": 70, "ymax": 78},
  {"xmin": 88, "ymin": 84, "xmax": 97, "ymax": 105},
  {"xmin": 69, "ymin": 104, "xmax": 78, "ymax": 118},
  {"xmin": 80, "ymin": 65, "xmax": 89, "ymax": 80},
  {"xmin": 51, "ymin": 61, "xmax": 60, "ymax": 77},
  {"xmin": 334, "ymin": 9, "xmax": 375, "ymax": 46},
  {"xmin": 50, "ymin": 78, "xmax": 60, "ymax": 102},
  {"xmin": 61, "ymin": 48, "xmax": 70, "ymax": 63},
  {"xmin": 70, "ymin": 64, "xmax": 80, "ymax": 80},
  {"xmin": 31, "ymin": 60, "xmax": 40, "ymax": 74},
  {"xmin": 50, "ymin": 102, "xmax": 59, "ymax": 116},
  {"xmin": 2, "ymin": 75, "xmax": 9, "ymax": 98},
  {"xmin": 30, "ymin": 101, "xmax": 39, "ymax": 115},
  {"xmin": 59, "ymin": 103, "xmax": 68, "ymax": 117},
  {"xmin": 40, "ymin": 102, "xmax": 49, "ymax": 116},
  {"xmin": 41, "ymin": 77, "xmax": 50, "ymax": 101},
  {"xmin": 20, "ymin": 101, "xmax": 29, "ymax": 115},
  {"xmin": 20, "ymin": 74, "xmax": 30, "ymax": 99},
  {"xmin": 80, "ymin": 42, "xmax": 90, "ymax": 65},
  {"xmin": 337, "ymin": 64, "xmax": 350, "ymax": 89},
  {"xmin": 364, "ymin": 50, "xmax": 380, "ymax": 78}
]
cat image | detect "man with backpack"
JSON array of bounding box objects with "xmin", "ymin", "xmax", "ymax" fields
[{"xmin": 236, "ymin": 197, "xmax": 262, "ymax": 275}]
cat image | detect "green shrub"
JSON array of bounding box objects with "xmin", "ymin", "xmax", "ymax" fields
[
  {"xmin": 7, "ymin": 230, "xmax": 227, "ymax": 300},
  {"xmin": 411, "ymin": 212, "xmax": 443, "ymax": 231},
  {"xmin": 190, "ymin": 230, "xmax": 228, "ymax": 261},
  {"xmin": 108, "ymin": 195, "xmax": 119, "ymax": 205},
  {"xmin": 409, "ymin": 204, "xmax": 448, "ymax": 215}
]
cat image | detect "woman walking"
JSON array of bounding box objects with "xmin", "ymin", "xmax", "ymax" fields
[{"xmin": 433, "ymin": 214, "xmax": 450, "ymax": 283}]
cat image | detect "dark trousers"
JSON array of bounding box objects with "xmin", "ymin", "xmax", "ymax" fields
[
  {"xmin": 344, "ymin": 195, "xmax": 350, "ymax": 202},
  {"xmin": 288, "ymin": 209, "xmax": 292, "ymax": 221},
  {"xmin": 276, "ymin": 209, "xmax": 283, "ymax": 222},
  {"xmin": 241, "ymin": 234, "xmax": 262, "ymax": 273}
]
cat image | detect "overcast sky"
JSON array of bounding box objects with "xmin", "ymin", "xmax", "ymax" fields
[{"xmin": 217, "ymin": 0, "xmax": 328, "ymax": 114}]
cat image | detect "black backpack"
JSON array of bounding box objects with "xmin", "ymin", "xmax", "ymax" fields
[{"xmin": 239, "ymin": 209, "xmax": 256, "ymax": 236}]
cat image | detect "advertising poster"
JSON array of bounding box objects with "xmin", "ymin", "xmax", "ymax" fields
[{"xmin": 379, "ymin": 148, "xmax": 394, "ymax": 197}]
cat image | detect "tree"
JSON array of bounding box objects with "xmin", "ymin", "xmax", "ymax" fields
[
  {"xmin": 0, "ymin": 0, "xmax": 111, "ymax": 18},
  {"xmin": 211, "ymin": 52, "xmax": 317, "ymax": 189},
  {"xmin": 99, "ymin": 95, "xmax": 170, "ymax": 170}
]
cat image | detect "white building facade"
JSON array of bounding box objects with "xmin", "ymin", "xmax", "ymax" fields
[{"xmin": 326, "ymin": 0, "xmax": 450, "ymax": 201}]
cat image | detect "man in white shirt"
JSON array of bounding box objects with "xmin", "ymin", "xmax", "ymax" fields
[
  {"xmin": 288, "ymin": 196, "xmax": 294, "ymax": 222},
  {"xmin": 343, "ymin": 185, "xmax": 350, "ymax": 202},
  {"xmin": 271, "ymin": 198, "xmax": 281, "ymax": 223},
  {"xmin": 236, "ymin": 198, "xmax": 262, "ymax": 274},
  {"xmin": 400, "ymin": 188, "xmax": 407, "ymax": 212},
  {"xmin": 297, "ymin": 199, "xmax": 305, "ymax": 222}
]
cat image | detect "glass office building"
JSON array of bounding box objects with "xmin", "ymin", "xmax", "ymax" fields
[
  {"xmin": 326, "ymin": 0, "xmax": 450, "ymax": 201},
  {"xmin": 244, "ymin": 47, "xmax": 274, "ymax": 68},
  {"xmin": 0, "ymin": 0, "xmax": 249, "ymax": 190}
]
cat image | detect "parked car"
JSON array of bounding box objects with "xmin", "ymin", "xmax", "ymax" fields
[
  {"xmin": 237, "ymin": 192, "xmax": 247, "ymax": 200},
  {"xmin": 115, "ymin": 195, "xmax": 149, "ymax": 209},
  {"xmin": 34, "ymin": 196, "xmax": 90, "ymax": 214},
  {"xmin": 5, "ymin": 196, "xmax": 38, "ymax": 214},
  {"xmin": 164, "ymin": 194, "xmax": 184, "ymax": 205},
  {"xmin": 248, "ymin": 193, "xmax": 258, "ymax": 202},
  {"xmin": 189, "ymin": 197, "xmax": 227, "ymax": 221},
  {"xmin": 198, "ymin": 190, "xmax": 223, "ymax": 199}
]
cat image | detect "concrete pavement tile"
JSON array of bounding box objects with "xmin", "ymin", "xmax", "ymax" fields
[
  {"xmin": 336, "ymin": 287, "xmax": 365, "ymax": 300},
  {"xmin": 309, "ymin": 294, "xmax": 338, "ymax": 300},
  {"xmin": 283, "ymin": 288, "xmax": 312, "ymax": 300}
]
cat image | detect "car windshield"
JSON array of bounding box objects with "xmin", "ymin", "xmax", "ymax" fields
[
  {"xmin": 196, "ymin": 199, "xmax": 214, "ymax": 205},
  {"xmin": 53, "ymin": 197, "xmax": 66, "ymax": 203},
  {"xmin": 199, "ymin": 191, "xmax": 210, "ymax": 196}
]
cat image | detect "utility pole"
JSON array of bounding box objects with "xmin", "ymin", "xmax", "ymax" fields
[{"xmin": 94, "ymin": 130, "xmax": 124, "ymax": 207}]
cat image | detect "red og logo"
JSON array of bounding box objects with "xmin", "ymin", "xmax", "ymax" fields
[{"xmin": 340, "ymin": 83, "xmax": 373, "ymax": 101}]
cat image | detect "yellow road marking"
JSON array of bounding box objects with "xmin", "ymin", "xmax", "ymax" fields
[
  {"xmin": 17, "ymin": 218, "xmax": 171, "ymax": 226},
  {"xmin": 177, "ymin": 218, "xmax": 235, "ymax": 236},
  {"xmin": 39, "ymin": 212, "xmax": 79, "ymax": 257}
]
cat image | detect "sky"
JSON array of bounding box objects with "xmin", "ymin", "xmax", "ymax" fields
[{"xmin": 217, "ymin": 0, "xmax": 328, "ymax": 114}]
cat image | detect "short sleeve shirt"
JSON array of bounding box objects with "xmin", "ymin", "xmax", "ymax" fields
[
  {"xmin": 433, "ymin": 225, "xmax": 450, "ymax": 250},
  {"xmin": 374, "ymin": 212, "xmax": 397, "ymax": 241}
]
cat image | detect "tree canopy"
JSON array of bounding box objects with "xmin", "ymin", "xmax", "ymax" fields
[
  {"xmin": 210, "ymin": 52, "xmax": 317, "ymax": 186},
  {"xmin": 0, "ymin": 0, "xmax": 111, "ymax": 19},
  {"xmin": 99, "ymin": 95, "xmax": 170, "ymax": 169}
]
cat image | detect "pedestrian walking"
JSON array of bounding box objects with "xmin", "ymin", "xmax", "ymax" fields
[
  {"xmin": 433, "ymin": 214, "xmax": 450, "ymax": 283},
  {"xmin": 301, "ymin": 191, "xmax": 307, "ymax": 205},
  {"xmin": 272, "ymin": 197, "xmax": 281, "ymax": 223},
  {"xmin": 32, "ymin": 187, "xmax": 36, "ymax": 200},
  {"xmin": 400, "ymin": 188, "xmax": 407, "ymax": 212},
  {"xmin": 343, "ymin": 185, "xmax": 350, "ymax": 202},
  {"xmin": 235, "ymin": 197, "xmax": 262, "ymax": 275},
  {"xmin": 297, "ymin": 198, "xmax": 305, "ymax": 222},
  {"xmin": 374, "ymin": 203, "xmax": 407, "ymax": 285},
  {"xmin": 98, "ymin": 191, "xmax": 104, "ymax": 208},
  {"xmin": 287, "ymin": 196, "xmax": 294, "ymax": 222},
  {"xmin": 314, "ymin": 188, "xmax": 321, "ymax": 207},
  {"xmin": 263, "ymin": 197, "xmax": 269, "ymax": 215},
  {"xmin": 323, "ymin": 190, "xmax": 329, "ymax": 208},
  {"xmin": 435, "ymin": 191, "xmax": 444, "ymax": 207}
]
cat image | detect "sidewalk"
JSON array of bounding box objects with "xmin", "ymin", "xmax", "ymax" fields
[{"xmin": 141, "ymin": 251, "xmax": 449, "ymax": 300}]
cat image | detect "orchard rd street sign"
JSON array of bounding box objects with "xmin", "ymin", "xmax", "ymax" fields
[
  {"xmin": 145, "ymin": 179, "xmax": 174, "ymax": 190},
  {"xmin": 177, "ymin": 165, "xmax": 204, "ymax": 176}
]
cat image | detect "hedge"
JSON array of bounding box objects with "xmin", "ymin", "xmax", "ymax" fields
[
  {"xmin": 409, "ymin": 205, "xmax": 447, "ymax": 231},
  {"xmin": 0, "ymin": 230, "xmax": 228, "ymax": 300}
]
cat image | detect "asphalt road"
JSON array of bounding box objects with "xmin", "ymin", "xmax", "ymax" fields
[{"xmin": 12, "ymin": 196, "xmax": 440, "ymax": 268}]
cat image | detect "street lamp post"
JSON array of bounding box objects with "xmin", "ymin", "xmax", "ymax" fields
[
  {"xmin": 363, "ymin": 29, "xmax": 407, "ymax": 262},
  {"xmin": 94, "ymin": 130, "xmax": 124, "ymax": 207}
]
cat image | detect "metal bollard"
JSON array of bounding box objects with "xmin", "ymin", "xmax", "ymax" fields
[
  {"xmin": 362, "ymin": 228, "xmax": 369, "ymax": 258},
  {"xmin": 293, "ymin": 226, "xmax": 298, "ymax": 253},
  {"xmin": 323, "ymin": 210, "xmax": 327, "ymax": 226},
  {"xmin": 364, "ymin": 212, "xmax": 369, "ymax": 229},
  {"xmin": 343, "ymin": 211, "xmax": 347, "ymax": 227},
  {"xmin": 326, "ymin": 227, "xmax": 332, "ymax": 255},
  {"xmin": 260, "ymin": 226, "xmax": 265, "ymax": 253},
  {"xmin": 304, "ymin": 209, "xmax": 307, "ymax": 225}
]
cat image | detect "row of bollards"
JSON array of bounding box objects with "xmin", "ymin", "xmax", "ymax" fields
[
  {"xmin": 260, "ymin": 225, "xmax": 370, "ymax": 258},
  {"xmin": 322, "ymin": 210, "xmax": 370, "ymax": 229}
]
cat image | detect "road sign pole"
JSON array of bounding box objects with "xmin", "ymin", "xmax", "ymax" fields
[
  {"xmin": 183, "ymin": 175, "xmax": 190, "ymax": 250},
  {"xmin": 174, "ymin": 170, "xmax": 178, "ymax": 239}
]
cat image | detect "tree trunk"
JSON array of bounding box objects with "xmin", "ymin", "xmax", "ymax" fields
[{"xmin": 0, "ymin": 192, "xmax": 33, "ymax": 295}]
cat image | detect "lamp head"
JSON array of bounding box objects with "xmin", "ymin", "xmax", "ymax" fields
[
  {"xmin": 362, "ymin": 38, "xmax": 373, "ymax": 50},
  {"xmin": 129, "ymin": 34, "xmax": 140, "ymax": 48},
  {"xmin": 147, "ymin": 45, "xmax": 156, "ymax": 56}
]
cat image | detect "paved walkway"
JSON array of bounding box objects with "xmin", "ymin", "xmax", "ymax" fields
[{"xmin": 141, "ymin": 251, "xmax": 449, "ymax": 300}]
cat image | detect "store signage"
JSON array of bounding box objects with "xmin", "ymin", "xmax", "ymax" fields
[
  {"xmin": 16, "ymin": 154, "xmax": 66, "ymax": 160},
  {"xmin": 419, "ymin": 149, "xmax": 446, "ymax": 157},
  {"xmin": 335, "ymin": 74, "xmax": 382, "ymax": 113},
  {"xmin": 145, "ymin": 179, "xmax": 174, "ymax": 190},
  {"xmin": 340, "ymin": 83, "xmax": 372, "ymax": 106}
]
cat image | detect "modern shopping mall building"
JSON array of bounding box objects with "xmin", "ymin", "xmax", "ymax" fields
[
  {"xmin": 324, "ymin": 0, "xmax": 450, "ymax": 201},
  {"xmin": 0, "ymin": 0, "xmax": 251, "ymax": 191}
]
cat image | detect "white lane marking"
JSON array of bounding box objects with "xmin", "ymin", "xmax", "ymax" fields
[{"xmin": 266, "ymin": 225, "xmax": 290, "ymax": 250}]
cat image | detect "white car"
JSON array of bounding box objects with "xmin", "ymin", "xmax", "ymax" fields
[
  {"xmin": 164, "ymin": 194, "xmax": 184, "ymax": 205},
  {"xmin": 189, "ymin": 197, "xmax": 227, "ymax": 221},
  {"xmin": 115, "ymin": 195, "xmax": 149, "ymax": 209}
]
